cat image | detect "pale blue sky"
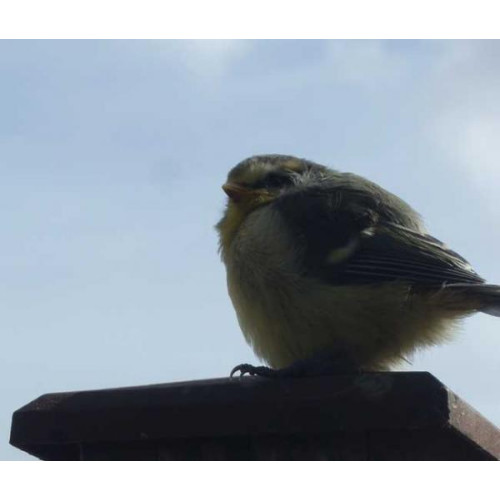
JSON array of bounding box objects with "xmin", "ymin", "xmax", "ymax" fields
[{"xmin": 2, "ymin": 40, "xmax": 500, "ymax": 460}]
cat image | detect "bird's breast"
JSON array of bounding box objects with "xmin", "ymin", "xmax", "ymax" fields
[{"xmin": 223, "ymin": 206, "xmax": 309, "ymax": 365}]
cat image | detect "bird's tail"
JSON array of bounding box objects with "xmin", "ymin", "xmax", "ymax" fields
[{"xmin": 445, "ymin": 283, "xmax": 500, "ymax": 317}]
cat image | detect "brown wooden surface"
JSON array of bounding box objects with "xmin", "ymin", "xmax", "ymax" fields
[{"xmin": 10, "ymin": 372, "xmax": 500, "ymax": 460}]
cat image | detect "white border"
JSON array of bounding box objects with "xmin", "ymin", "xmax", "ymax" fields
[{"xmin": 1, "ymin": 0, "xmax": 499, "ymax": 38}]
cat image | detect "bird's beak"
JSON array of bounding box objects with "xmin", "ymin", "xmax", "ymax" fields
[{"xmin": 222, "ymin": 183, "xmax": 253, "ymax": 202}]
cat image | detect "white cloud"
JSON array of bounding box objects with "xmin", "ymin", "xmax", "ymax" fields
[
  {"xmin": 150, "ymin": 39, "xmax": 408, "ymax": 92},
  {"xmin": 427, "ymin": 41, "xmax": 500, "ymax": 202},
  {"xmin": 153, "ymin": 39, "xmax": 253, "ymax": 81},
  {"xmin": 323, "ymin": 40, "xmax": 407, "ymax": 84},
  {"xmin": 452, "ymin": 114, "xmax": 500, "ymax": 178}
]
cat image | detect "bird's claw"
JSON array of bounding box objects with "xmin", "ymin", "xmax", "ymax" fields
[
  {"xmin": 230, "ymin": 352, "xmax": 361, "ymax": 379},
  {"xmin": 230, "ymin": 363, "xmax": 277, "ymax": 378}
]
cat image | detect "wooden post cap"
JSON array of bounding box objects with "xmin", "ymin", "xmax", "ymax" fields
[{"xmin": 10, "ymin": 372, "xmax": 500, "ymax": 460}]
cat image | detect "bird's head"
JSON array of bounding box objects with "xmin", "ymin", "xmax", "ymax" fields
[{"xmin": 216, "ymin": 154, "xmax": 328, "ymax": 253}]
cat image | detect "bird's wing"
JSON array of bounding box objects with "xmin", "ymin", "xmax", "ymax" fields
[
  {"xmin": 274, "ymin": 188, "xmax": 484, "ymax": 286},
  {"xmin": 335, "ymin": 223, "xmax": 484, "ymax": 286}
]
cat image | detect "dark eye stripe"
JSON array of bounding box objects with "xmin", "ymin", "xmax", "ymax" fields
[{"xmin": 253, "ymin": 171, "xmax": 294, "ymax": 190}]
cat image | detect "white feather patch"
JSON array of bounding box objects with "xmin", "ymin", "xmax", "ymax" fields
[{"xmin": 326, "ymin": 238, "xmax": 359, "ymax": 264}]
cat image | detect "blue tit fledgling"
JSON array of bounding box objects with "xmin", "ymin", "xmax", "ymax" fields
[{"xmin": 216, "ymin": 154, "xmax": 500, "ymax": 377}]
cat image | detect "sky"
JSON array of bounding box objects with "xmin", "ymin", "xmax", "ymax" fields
[{"xmin": 2, "ymin": 40, "xmax": 500, "ymax": 460}]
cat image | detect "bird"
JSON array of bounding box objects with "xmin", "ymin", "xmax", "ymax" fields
[{"xmin": 216, "ymin": 154, "xmax": 500, "ymax": 377}]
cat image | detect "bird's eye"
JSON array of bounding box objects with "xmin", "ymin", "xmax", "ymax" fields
[{"xmin": 255, "ymin": 171, "xmax": 293, "ymax": 190}]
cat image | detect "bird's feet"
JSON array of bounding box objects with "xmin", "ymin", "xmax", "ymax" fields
[
  {"xmin": 230, "ymin": 352, "xmax": 361, "ymax": 378},
  {"xmin": 230, "ymin": 364, "xmax": 281, "ymax": 378}
]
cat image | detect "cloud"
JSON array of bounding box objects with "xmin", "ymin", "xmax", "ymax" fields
[
  {"xmin": 152, "ymin": 39, "xmax": 253, "ymax": 82},
  {"xmin": 426, "ymin": 41, "xmax": 500, "ymax": 202},
  {"xmin": 323, "ymin": 40, "xmax": 407, "ymax": 85},
  {"xmin": 445, "ymin": 113, "xmax": 500, "ymax": 178}
]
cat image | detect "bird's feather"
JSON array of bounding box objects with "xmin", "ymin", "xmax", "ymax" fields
[
  {"xmin": 274, "ymin": 188, "xmax": 484, "ymax": 287},
  {"xmin": 340, "ymin": 224, "xmax": 484, "ymax": 285}
]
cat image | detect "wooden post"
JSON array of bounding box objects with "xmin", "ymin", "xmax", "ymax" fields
[{"xmin": 10, "ymin": 372, "xmax": 500, "ymax": 460}]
